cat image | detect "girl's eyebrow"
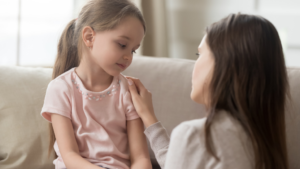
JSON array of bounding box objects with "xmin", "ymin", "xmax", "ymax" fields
[
  {"xmin": 119, "ymin": 35, "xmax": 140, "ymax": 47},
  {"xmin": 119, "ymin": 36, "xmax": 130, "ymax": 40}
]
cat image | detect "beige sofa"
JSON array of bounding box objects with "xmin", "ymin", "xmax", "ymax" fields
[{"xmin": 0, "ymin": 56, "xmax": 299, "ymax": 169}]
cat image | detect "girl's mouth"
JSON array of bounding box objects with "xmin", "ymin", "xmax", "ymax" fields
[{"xmin": 116, "ymin": 63, "xmax": 126, "ymax": 69}]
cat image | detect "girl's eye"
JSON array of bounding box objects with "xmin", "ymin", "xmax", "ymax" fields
[
  {"xmin": 196, "ymin": 53, "xmax": 200, "ymax": 56},
  {"xmin": 118, "ymin": 42, "xmax": 136, "ymax": 54}
]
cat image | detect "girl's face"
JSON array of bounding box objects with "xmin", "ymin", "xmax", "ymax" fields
[
  {"xmin": 191, "ymin": 35, "xmax": 215, "ymax": 106},
  {"xmin": 88, "ymin": 16, "xmax": 144, "ymax": 76}
]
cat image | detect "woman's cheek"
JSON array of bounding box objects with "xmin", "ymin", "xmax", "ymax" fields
[{"xmin": 191, "ymin": 60, "xmax": 204, "ymax": 103}]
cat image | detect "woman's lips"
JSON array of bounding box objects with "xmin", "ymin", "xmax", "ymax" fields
[{"xmin": 116, "ymin": 63, "xmax": 126, "ymax": 69}]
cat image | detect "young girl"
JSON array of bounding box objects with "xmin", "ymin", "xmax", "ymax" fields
[
  {"xmin": 126, "ymin": 13, "xmax": 289, "ymax": 169},
  {"xmin": 40, "ymin": 0, "xmax": 151, "ymax": 169}
]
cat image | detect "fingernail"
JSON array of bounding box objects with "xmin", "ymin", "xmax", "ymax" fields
[{"xmin": 128, "ymin": 79, "xmax": 133, "ymax": 85}]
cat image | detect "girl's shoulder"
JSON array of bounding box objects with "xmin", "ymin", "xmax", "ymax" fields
[
  {"xmin": 118, "ymin": 74, "xmax": 130, "ymax": 93},
  {"xmin": 47, "ymin": 68, "xmax": 75, "ymax": 93},
  {"xmin": 52, "ymin": 68, "xmax": 75, "ymax": 83}
]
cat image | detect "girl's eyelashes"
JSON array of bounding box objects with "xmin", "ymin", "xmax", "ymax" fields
[
  {"xmin": 196, "ymin": 53, "xmax": 200, "ymax": 56},
  {"xmin": 118, "ymin": 42, "xmax": 137, "ymax": 54}
]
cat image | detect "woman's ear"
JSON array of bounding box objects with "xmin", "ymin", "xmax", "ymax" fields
[{"xmin": 82, "ymin": 26, "xmax": 95, "ymax": 48}]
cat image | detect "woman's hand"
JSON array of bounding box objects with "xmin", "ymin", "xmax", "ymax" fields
[{"xmin": 126, "ymin": 76, "xmax": 158, "ymax": 128}]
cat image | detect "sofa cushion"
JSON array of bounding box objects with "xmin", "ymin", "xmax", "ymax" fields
[{"xmin": 0, "ymin": 66, "xmax": 54, "ymax": 169}]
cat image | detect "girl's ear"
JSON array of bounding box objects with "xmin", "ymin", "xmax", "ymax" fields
[{"xmin": 82, "ymin": 26, "xmax": 95, "ymax": 48}]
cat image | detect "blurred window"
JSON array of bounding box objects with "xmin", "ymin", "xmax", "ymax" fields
[{"xmin": 0, "ymin": 0, "xmax": 74, "ymax": 67}]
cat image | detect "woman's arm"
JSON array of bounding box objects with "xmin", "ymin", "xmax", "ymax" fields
[
  {"xmin": 164, "ymin": 123, "xmax": 208, "ymax": 169},
  {"xmin": 51, "ymin": 114, "xmax": 104, "ymax": 169},
  {"xmin": 144, "ymin": 122, "xmax": 170, "ymax": 169},
  {"xmin": 127, "ymin": 118, "xmax": 152, "ymax": 169}
]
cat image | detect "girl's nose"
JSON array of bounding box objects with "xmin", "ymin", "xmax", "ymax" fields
[{"xmin": 123, "ymin": 54, "xmax": 132, "ymax": 60}]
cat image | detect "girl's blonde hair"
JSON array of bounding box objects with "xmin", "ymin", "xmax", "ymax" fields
[{"xmin": 49, "ymin": 0, "xmax": 146, "ymax": 157}]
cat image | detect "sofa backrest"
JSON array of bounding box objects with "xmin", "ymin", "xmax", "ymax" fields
[{"xmin": 0, "ymin": 56, "xmax": 299, "ymax": 168}]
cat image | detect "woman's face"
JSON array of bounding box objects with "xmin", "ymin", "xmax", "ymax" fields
[{"xmin": 191, "ymin": 35, "xmax": 215, "ymax": 106}]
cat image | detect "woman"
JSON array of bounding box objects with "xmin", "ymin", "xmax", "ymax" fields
[{"xmin": 126, "ymin": 13, "xmax": 289, "ymax": 169}]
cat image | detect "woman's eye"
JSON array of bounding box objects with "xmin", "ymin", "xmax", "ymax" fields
[
  {"xmin": 132, "ymin": 50, "xmax": 136, "ymax": 54},
  {"xmin": 196, "ymin": 53, "xmax": 200, "ymax": 56},
  {"xmin": 119, "ymin": 43, "xmax": 126, "ymax": 48}
]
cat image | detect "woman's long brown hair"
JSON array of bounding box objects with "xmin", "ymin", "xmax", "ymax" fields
[
  {"xmin": 204, "ymin": 13, "xmax": 289, "ymax": 169},
  {"xmin": 48, "ymin": 0, "xmax": 146, "ymax": 158}
]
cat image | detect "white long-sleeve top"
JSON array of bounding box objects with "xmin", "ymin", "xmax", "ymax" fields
[{"xmin": 144, "ymin": 111, "xmax": 255, "ymax": 169}]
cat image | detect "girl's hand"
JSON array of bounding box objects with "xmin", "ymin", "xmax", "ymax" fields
[{"xmin": 126, "ymin": 76, "xmax": 158, "ymax": 128}]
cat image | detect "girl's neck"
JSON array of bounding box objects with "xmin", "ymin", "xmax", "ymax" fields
[{"xmin": 76, "ymin": 57, "xmax": 113, "ymax": 92}]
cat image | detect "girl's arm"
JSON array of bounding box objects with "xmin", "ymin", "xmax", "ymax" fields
[
  {"xmin": 126, "ymin": 77, "xmax": 158, "ymax": 128},
  {"xmin": 51, "ymin": 114, "xmax": 104, "ymax": 169},
  {"xmin": 127, "ymin": 118, "xmax": 152, "ymax": 169},
  {"xmin": 126, "ymin": 77, "xmax": 170, "ymax": 169}
]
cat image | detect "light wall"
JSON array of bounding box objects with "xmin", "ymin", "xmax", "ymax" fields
[
  {"xmin": 1, "ymin": 0, "xmax": 299, "ymax": 67},
  {"xmin": 165, "ymin": 0, "xmax": 300, "ymax": 67}
]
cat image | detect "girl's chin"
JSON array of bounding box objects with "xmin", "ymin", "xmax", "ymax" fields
[{"xmin": 106, "ymin": 69, "xmax": 121, "ymax": 77}]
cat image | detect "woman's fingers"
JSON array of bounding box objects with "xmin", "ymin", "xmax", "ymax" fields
[
  {"xmin": 126, "ymin": 76, "xmax": 147, "ymax": 93},
  {"xmin": 125, "ymin": 76, "xmax": 158, "ymax": 127},
  {"xmin": 127, "ymin": 78, "xmax": 139, "ymax": 96}
]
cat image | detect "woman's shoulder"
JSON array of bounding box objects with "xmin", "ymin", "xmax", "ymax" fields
[
  {"xmin": 211, "ymin": 110, "xmax": 246, "ymax": 136},
  {"xmin": 212, "ymin": 111, "xmax": 255, "ymax": 167},
  {"xmin": 171, "ymin": 111, "xmax": 248, "ymax": 145},
  {"xmin": 171, "ymin": 117, "xmax": 207, "ymax": 143},
  {"xmin": 174, "ymin": 118, "xmax": 206, "ymax": 132},
  {"xmin": 170, "ymin": 111, "xmax": 254, "ymax": 168}
]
